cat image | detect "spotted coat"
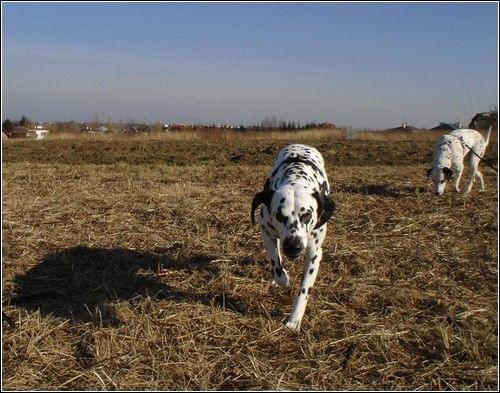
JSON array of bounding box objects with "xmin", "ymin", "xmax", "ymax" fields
[
  {"xmin": 251, "ymin": 144, "xmax": 336, "ymax": 333},
  {"xmin": 429, "ymin": 128, "xmax": 492, "ymax": 195}
]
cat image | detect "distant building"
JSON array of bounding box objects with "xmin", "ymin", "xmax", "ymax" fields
[
  {"xmin": 121, "ymin": 123, "xmax": 149, "ymax": 134},
  {"xmin": 81, "ymin": 123, "xmax": 92, "ymax": 132},
  {"xmin": 27, "ymin": 124, "xmax": 50, "ymax": 140},
  {"xmin": 34, "ymin": 129, "xmax": 50, "ymax": 140},
  {"xmin": 168, "ymin": 123, "xmax": 188, "ymax": 131},
  {"xmin": 6, "ymin": 126, "xmax": 29, "ymax": 138},
  {"xmin": 430, "ymin": 122, "xmax": 462, "ymax": 131},
  {"xmin": 387, "ymin": 122, "xmax": 418, "ymax": 131}
]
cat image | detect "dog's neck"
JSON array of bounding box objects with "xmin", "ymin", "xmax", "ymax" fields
[{"xmin": 433, "ymin": 142, "xmax": 453, "ymax": 168}]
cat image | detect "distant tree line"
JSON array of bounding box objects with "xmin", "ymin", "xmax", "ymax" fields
[
  {"xmin": 2, "ymin": 113, "xmax": 339, "ymax": 134},
  {"xmin": 4, "ymin": 109, "xmax": 498, "ymax": 135},
  {"xmin": 2, "ymin": 115, "xmax": 32, "ymax": 133},
  {"xmin": 235, "ymin": 115, "xmax": 336, "ymax": 132}
]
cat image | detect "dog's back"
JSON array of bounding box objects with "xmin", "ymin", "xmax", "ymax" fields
[
  {"xmin": 273, "ymin": 144, "xmax": 325, "ymax": 168},
  {"xmin": 266, "ymin": 144, "xmax": 329, "ymax": 192},
  {"xmin": 450, "ymin": 129, "xmax": 486, "ymax": 149}
]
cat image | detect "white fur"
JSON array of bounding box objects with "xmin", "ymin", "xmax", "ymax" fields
[
  {"xmin": 252, "ymin": 144, "xmax": 335, "ymax": 333},
  {"xmin": 429, "ymin": 128, "xmax": 491, "ymax": 195}
]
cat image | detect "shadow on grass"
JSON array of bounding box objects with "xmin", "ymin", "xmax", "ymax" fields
[
  {"xmin": 335, "ymin": 184, "xmax": 428, "ymax": 198},
  {"xmin": 8, "ymin": 246, "xmax": 248, "ymax": 326}
]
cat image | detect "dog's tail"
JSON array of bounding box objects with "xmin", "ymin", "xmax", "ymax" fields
[{"xmin": 484, "ymin": 125, "xmax": 493, "ymax": 147}]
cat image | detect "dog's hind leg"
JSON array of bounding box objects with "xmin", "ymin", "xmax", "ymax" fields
[
  {"xmin": 285, "ymin": 227, "xmax": 326, "ymax": 333},
  {"xmin": 465, "ymin": 153, "xmax": 482, "ymax": 194},
  {"xmin": 261, "ymin": 229, "xmax": 289, "ymax": 287},
  {"xmin": 476, "ymin": 146, "xmax": 486, "ymax": 192},
  {"xmin": 476, "ymin": 170, "xmax": 485, "ymax": 192}
]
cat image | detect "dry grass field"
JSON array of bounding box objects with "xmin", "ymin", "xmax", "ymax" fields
[{"xmin": 2, "ymin": 131, "xmax": 498, "ymax": 390}]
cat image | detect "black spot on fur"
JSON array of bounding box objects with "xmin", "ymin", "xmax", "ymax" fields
[
  {"xmin": 309, "ymin": 268, "xmax": 314, "ymax": 274},
  {"xmin": 311, "ymin": 255, "xmax": 317, "ymax": 263},
  {"xmin": 276, "ymin": 208, "xmax": 287, "ymax": 224},
  {"xmin": 269, "ymin": 156, "xmax": 323, "ymax": 180},
  {"xmin": 301, "ymin": 288, "xmax": 306, "ymax": 294},
  {"xmin": 289, "ymin": 220, "xmax": 299, "ymax": 230}
]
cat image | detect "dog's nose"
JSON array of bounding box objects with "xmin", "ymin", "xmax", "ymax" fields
[{"xmin": 283, "ymin": 237, "xmax": 304, "ymax": 258}]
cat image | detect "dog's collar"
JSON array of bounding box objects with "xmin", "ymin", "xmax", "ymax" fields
[{"xmin": 436, "ymin": 140, "xmax": 453, "ymax": 150}]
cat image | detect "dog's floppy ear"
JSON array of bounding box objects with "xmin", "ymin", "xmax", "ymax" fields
[
  {"xmin": 442, "ymin": 167, "xmax": 453, "ymax": 180},
  {"xmin": 251, "ymin": 188, "xmax": 274, "ymax": 225},
  {"xmin": 426, "ymin": 168, "xmax": 432, "ymax": 178},
  {"xmin": 312, "ymin": 190, "xmax": 336, "ymax": 229}
]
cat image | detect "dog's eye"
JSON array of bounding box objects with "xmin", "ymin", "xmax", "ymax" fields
[
  {"xmin": 276, "ymin": 210, "xmax": 287, "ymax": 224},
  {"xmin": 300, "ymin": 212, "xmax": 312, "ymax": 225}
]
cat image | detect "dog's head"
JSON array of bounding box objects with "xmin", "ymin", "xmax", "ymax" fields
[
  {"xmin": 251, "ymin": 183, "xmax": 335, "ymax": 259},
  {"xmin": 427, "ymin": 166, "xmax": 453, "ymax": 196}
]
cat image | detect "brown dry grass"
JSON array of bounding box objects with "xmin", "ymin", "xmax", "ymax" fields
[
  {"xmin": 45, "ymin": 128, "xmax": 348, "ymax": 142},
  {"xmin": 2, "ymin": 134, "xmax": 498, "ymax": 390},
  {"xmin": 43, "ymin": 126, "xmax": 498, "ymax": 143}
]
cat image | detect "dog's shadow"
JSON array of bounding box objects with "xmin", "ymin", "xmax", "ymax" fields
[
  {"xmin": 7, "ymin": 246, "xmax": 247, "ymax": 326},
  {"xmin": 335, "ymin": 184, "xmax": 427, "ymax": 198}
]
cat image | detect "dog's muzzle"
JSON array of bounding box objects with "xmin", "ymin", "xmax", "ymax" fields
[{"xmin": 283, "ymin": 236, "xmax": 305, "ymax": 259}]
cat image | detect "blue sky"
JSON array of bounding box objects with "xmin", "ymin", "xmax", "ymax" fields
[{"xmin": 2, "ymin": 1, "xmax": 498, "ymax": 129}]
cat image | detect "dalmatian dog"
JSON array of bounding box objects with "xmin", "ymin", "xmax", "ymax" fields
[
  {"xmin": 427, "ymin": 127, "xmax": 492, "ymax": 196},
  {"xmin": 251, "ymin": 144, "xmax": 336, "ymax": 333}
]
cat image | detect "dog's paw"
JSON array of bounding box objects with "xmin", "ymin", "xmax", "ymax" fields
[
  {"xmin": 272, "ymin": 270, "xmax": 289, "ymax": 287},
  {"xmin": 285, "ymin": 319, "xmax": 301, "ymax": 333}
]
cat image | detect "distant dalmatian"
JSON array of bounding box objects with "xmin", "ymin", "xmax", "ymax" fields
[
  {"xmin": 251, "ymin": 143, "xmax": 336, "ymax": 333},
  {"xmin": 427, "ymin": 127, "xmax": 492, "ymax": 196}
]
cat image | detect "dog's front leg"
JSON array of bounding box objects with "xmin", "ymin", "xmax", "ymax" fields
[
  {"xmin": 285, "ymin": 227, "xmax": 326, "ymax": 333},
  {"xmin": 454, "ymin": 163, "xmax": 464, "ymax": 192},
  {"xmin": 261, "ymin": 229, "xmax": 289, "ymax": 287}
]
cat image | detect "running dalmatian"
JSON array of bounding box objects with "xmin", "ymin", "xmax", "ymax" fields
[
  {"xmin": 427, "ymin": 127, "xmax": 492, "ymax": 196},
  {"xmin": 251, "ymin": 144, "xmax": 336, "ymax": 333}
]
